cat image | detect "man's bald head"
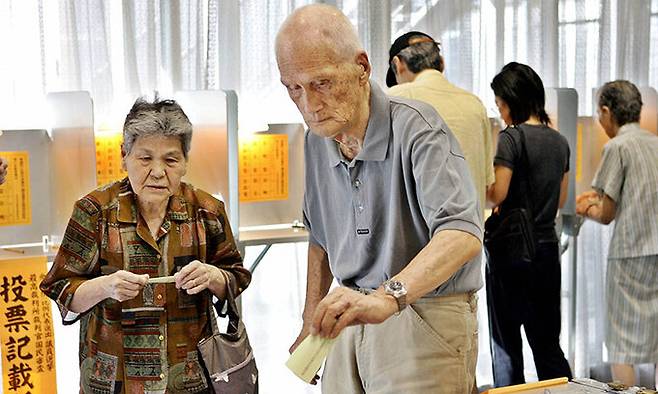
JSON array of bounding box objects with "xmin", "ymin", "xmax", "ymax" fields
[
  {"xmin": 275, "ymin": 4, "xmax": 363, "ymax": 65},
  {"xmin": 275, "ymin": 4, "xmax": 372, "ymax": 140}
]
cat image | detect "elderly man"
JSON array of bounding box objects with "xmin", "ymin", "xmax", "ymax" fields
[
  {"xmin": 277, "ymin": 4, "xmax": 483, "ymax": 392},
  {"xmin": 576, "ymin": 81, "xmax": 658, "ymax": 388},
  {"xmin": 0, "ymin": 157, "xmax": 7, "ymax": 185},
  {"xmin": 387, "ymin": 31, "xmax": 494, "ymax": 219}
]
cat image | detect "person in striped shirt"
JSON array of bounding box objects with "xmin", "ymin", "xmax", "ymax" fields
[{"xmin": 576, "ymin": 80, "xmax": 658, "ymax": 388}]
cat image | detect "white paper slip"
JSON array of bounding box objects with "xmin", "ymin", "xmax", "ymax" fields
[
  {"xmin": 147, "ymin": 276, "xmax": 176, "ymax": 284},
  {"xmin": 286, "ymin": 335, "xmax": 337, "ymax": 383}
]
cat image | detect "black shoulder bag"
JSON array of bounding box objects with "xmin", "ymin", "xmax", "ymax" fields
[{"xmin": 484, "ymin": 125, "xmax": 537, "ymax": 268}]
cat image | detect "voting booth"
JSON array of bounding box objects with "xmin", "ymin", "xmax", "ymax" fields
[
  {"xmin": 0, "ymin": 92, "xmax": 96, "ymax": 257},
  {"xmin": 236, "ymin": 123, "xmax": 308, "ymax": 271},
  {"xmin": 0, "ymin": 91, "xmax": 96, "ymax": 393}
]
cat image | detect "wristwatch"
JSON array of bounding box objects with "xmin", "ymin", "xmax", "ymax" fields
[{"xmin": 383, "ymin": 279, "xmax": 408, "ymax": 314}]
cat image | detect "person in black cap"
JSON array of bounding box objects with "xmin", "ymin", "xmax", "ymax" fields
[
  {"xmin": 388, "ymin": 31, "xmax": 494, "ymax": 221},
  {"xmin": 386, "ymin": 31, "xmax": 441, "ymax": 87}
]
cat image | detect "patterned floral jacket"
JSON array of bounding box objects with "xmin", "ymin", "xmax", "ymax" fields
[{"xmin": 40, "ymin": 178, "xmax": 251, "ymax": 394}]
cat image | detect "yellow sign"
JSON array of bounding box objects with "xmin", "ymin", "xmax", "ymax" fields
[
  {"xmin": 239, "ymin": 134, "xmax": 289, "ymax": 202},
  {"xmin": 0, "ymin": 256, "xmax": 57, "ymax": 393},
  {"xmin": 95, "ymin": 132, "xmax": 127, "ymax": 186},
  {"xmin": 0, "ymin": 152, "xmax": 31, "ymax": 226}
]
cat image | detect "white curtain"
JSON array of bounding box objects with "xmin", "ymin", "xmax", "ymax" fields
[
  {"xmin": 57, "ymin": 0, "xmax": 114, "ymax": 119},
  {"xmin": 3, "ymin": 0, "xmax": 657, "ymax": 127},
  {"xmin": 0, "ymin": 0, "xmax": 52, "ymax": 129},
  {"xmin": 119, "ymin": 0, "xmax": 207, "ymax": 114},
  {"xmin": 26, "ymin": 0, "xmax": 211, "ymax": 125}
]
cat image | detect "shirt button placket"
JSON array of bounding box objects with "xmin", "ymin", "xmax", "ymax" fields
[
  {"xmin": 353, "ymin": 178, "xmax": 363, "ymax": 216},
  {"xmin": 354, "ymin": 176, "xmax": 368, "ymax": 236}
]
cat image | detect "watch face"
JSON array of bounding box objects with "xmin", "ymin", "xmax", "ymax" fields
[{"xmin": 386, "ymin": 280, "xmax": 407, "ymax": 296}]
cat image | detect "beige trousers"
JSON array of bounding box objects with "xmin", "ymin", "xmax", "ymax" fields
[{"xmin": 322, "ymin": 293, "xmax": 479, "ymax": 394}]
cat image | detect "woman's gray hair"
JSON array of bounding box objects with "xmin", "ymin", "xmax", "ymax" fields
[
  {"xmin": 396, "ymin": 40, "xmax": 442, "ymax": 74},
  {"xmin": 598, "ymin": 80, "xmax": 643, "ymax": 126},
  {"xmin": 122, "ymin": 96, "xmax": 193, "ymax": 158}
]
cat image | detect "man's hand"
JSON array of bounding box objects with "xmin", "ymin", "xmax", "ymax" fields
[
  {"xmin": 576, "ymin": 190, "xmax": 600, "ymax": 216},
  {"xmin": 0, "ymin": 157, "xmax": 8, "ymax": 185},
  {"xmin": 174, "ymin": 260, "xmax": 224, "ymax": 295},
  {"xmin": 101, "ymin": 270, "xmax": 149, "ymax": 302},
  {"xmin": 311, "ymin": 287, "xmax": 398, "ymax": 339}
]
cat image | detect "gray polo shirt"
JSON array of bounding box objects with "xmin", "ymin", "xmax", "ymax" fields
[{"xmin": 303, "ymin": 82, "xmax": 483, "ymax": 296}]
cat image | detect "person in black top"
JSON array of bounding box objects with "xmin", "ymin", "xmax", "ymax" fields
[{"xmin": 486, "ymin": 62, "xmax": 572, "ymax": 386}]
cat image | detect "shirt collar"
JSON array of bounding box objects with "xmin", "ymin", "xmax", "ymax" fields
[
  {"xmin": 325, "ymin": 81, "xmax": 391, "ymax": 167},
  {"xmin": 117, "ymin": 178, "xmax": 190, "ymax": 223},
  {"xmin": 617, "ymin": 122, "xmax": 640, "ymax": 136},
  {"xmin": 414, "ymin": 68, "xmax": 448, "ymax": 85}
]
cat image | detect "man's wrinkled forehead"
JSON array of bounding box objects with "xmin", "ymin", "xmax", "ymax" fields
[
  {"xmin": 277, "ymin": 35, "xmax": 342, "ymax": 62},
  {"xmin": 277, "ymin": 40, "xmax": 346, "ymax": 76}
]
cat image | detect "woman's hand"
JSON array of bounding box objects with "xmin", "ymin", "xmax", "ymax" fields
[
  {"xmin": 174, "ymin": 260, "xmax": 226, "ymax": 295},
  {"xmin": 101, "ymin": 270, "xmax": 149, "ymax": 302}
]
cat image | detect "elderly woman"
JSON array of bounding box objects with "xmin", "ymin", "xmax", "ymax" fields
[
  {"xmin": 486, "ymin": 62, "xmax": 572, "ymax": 386},
  {"xmin": 576, "ymin": 80, "xmax": 658, "ymax": 387},
  {"xmin": 40, "ymin": 97, "xmax": 251, "ymax": 393}
]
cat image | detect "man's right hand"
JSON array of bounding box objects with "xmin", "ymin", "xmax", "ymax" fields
[{"xmin": 101, "ymin": 270, "xmax": 149, "ymax": 302}]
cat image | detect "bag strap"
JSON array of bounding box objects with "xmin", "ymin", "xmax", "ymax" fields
[
  {"xmin": 193, "ymin": 209, "xmax": 243, "ymax": 336},
  {"xmin": 511, "ymin": 125, "xmax": 535, "ymax": 216},
  {"xmin": 212, "ymin": 272, "xmax": 242, "ymax": 335}
]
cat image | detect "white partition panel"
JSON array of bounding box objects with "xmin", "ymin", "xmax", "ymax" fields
[
  {"xmin": 174, "ymin": 90, "xmax": 239, "ymax": 230},
  {"xmin": 545, "ymin": 88, "xmax": 579, "ymax": 219},
  {"xmin": 0, "ymin": 130, "xmax": 52, "ymax": 250},
  {"xmin": 545, "ymin": 88, "xmax": 580, "ymax": 373},
  {"xmin": 47, "ymin": 91, "xmax": 96, "ymax": 241}
]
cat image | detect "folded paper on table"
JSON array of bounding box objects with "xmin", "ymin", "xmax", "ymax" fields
[{"xmin": 286, "ymin": 335, "xmax": 338, "ymax": 383}]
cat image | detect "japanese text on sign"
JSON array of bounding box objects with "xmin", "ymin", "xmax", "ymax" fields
[
  {"xmin": 239, "ymin": 134, "xmax": 289, "ymax": 202},
  {"xmin": 95, "ymin": 132, "xmax": 127, "ymax": 186},
  {"xmin": 0, "ymin": 256, "xmax": 57, "ymax": 393},
  {"xmin": 0, "ymin": 151, "xmax": 31, "ymax": 226}
]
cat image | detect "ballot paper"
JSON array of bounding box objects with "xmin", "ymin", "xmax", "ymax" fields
[
  {"xmin": 147, "ymin": 276, "xmax": 176, "ymax": 284},
  {"xmin": 286, "ymin": 335, "xmax": 338, "ymax": 383}
]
